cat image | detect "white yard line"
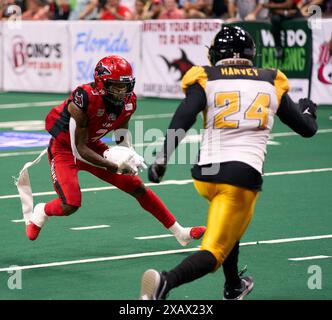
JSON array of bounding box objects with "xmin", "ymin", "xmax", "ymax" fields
[
  {"xmin": 257, "ymin": 234, "xmax": 332, "ymax": 244},
  {"xmin": 2, "ymin": 168, "xmax": 332, "ymax": 201},
  {"xmin": 264, "ymin": 168, "xmax": 332, "ymax": 177},
  {"xmin": 70, "ymin": 225, "xmax": 110, "ymax": 231},
  {"xmin": 135, "ymin": 235, "xmax": 174, "ymax": 240},
  {"xmin": 1, "ymin": 128, "xmax": 331, "ymax": 158},
  {"xmin": 0, "ymin": 233, "xmax": 331, "ymax": 272},
  {"xmin": 136, "ymin": 234, "xmax": 332, "ymax": 244},
  {"xmin": 0, "ymin": 100, "xmax": 172, "ymax": 115},
  {"xmin": 0, "ymin": 248, "xmax": 200, "ymax": 272},
  {"xmin": 270, "ymin": 128, "xmax": 332, "ymax": 138},
  {"xmin": 11, "ymin": 219, "xmax": 25, "ymax": 223},
  {"xmin": 0, "ymin": 150, "xmax": 45, "ymax": 158},
  {"xmin": 132, "ymin": 113, "xmax": 174, "ymax": 120},
  {"xmin": 3, "ymin": 179, "xmax": 194, "ymax": 201},
  {"xmin": 0, "ymin": 101, "xmax": 63, "ymax": 110},
  {"xmin": 288, "ymin": 255, "xmax": 332, "ymax": 261}
]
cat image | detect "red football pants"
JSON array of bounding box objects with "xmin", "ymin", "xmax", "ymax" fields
[{"xmin": 47, "ymin": 138, "xmax": 143, "ymax": 207}]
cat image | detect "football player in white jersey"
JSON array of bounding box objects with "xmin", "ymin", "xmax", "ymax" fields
[{"xmin": 139, "ymin": 25, "xmax": 318, "ymax": 300}]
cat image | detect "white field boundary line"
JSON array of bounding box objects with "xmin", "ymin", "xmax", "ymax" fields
[
  {"xmin": 0, "ymin": 101, "xmax": 172, "ymax": 119},
  {"xmin": 0, "ymin": 99, "xmax": 174, "ymax": 119},
  {"xmin": 1, "ymin": 128, "xmax": 332, "ymax": 158},
  {"xmin": 135, "ymin": 235, "xmax": 174, "ymax": 240},
  {"xmin": 70, "ymin": 225, "xmax": 110, "ymax": 231},
  {"xmin": 0, "ymin": 97, "xmax": 150, "ymax": 110},
  {"xmin": 0, "ymin": 234, "xmax": 331, "ymax": 272},
  {"xmin": 263, "ymin": 168, "xmax": 332, "ymax": 177},
  {"xmin": 0, "ymin": 114, "xmax": 173, "ymax": 129},
  {"xmin": 0, "ymin": 101, "xmax": 63, "ymax": 110},
  {"xmin": 0, "ymin": 100, "xmax": 155, "ymax": 109},
  {"xmin": 1, "ymin": 179, "xmax": 193, "ymax": 200},
  {"xmin": 136, "ymin": 234, "xmax": 332, "ymax": 243},
  {"xmin": 0, "ymin": 150, "xmax": 47, "ymax": 158},
  {"xmin": 288, "ymin": 255, "xmax": 332, "ymax": 261},
  {"xmin": 11, "ymin": 220, "xmax": 112, "ymax": 230},
  {"xmin": 132, "ymin": 113, "xmax": 173, "ymax": 120},
  {"xmin": 0, "ymin": 138, "xmax": 169, "ymax": 158},
  {"xmin": 270, "ymin": 128, "xmax": 332, "ymax": 138},
  {"xmin": 2, "ymin": 167, "xmax": 332, "ymax": 201}
]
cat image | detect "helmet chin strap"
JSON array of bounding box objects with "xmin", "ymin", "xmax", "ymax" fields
[
  {"xmin": 103, "ymin": 91, "xmax": 133, "ymax": 108},
  {"xmin": 103, "ymin": 94, "xmax": 123, "ymax": 107},
  {"xmin": 216, "ymin": 59, "xmax": 253, "ymax": 66}
]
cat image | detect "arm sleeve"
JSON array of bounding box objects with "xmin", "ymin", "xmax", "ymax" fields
[
  {"xmin": 277, "ymin": 93, "xmax": 318, "ymax": 138},
  {"xmin": 155, "ymin": 83, "xmax": 207, "ymax": 164}
]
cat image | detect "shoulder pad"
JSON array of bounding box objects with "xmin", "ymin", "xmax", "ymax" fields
[
  {"xmin": 181, "ymin": 66, "xmax": 208, "ymax": 94},
  {"xmin": 274, "ymin": 69, "xmax": 289, "ymax": 107}
]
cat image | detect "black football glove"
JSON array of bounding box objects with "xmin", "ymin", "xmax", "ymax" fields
[
  {"xmin": 299, "ymin": 98, "xmax": 317, "ymax": 119},
  {"xmin": 148, "ymin": 163, "xmax": 166, "ymax": 183}
]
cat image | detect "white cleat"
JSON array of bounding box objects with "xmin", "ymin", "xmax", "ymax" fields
[
  {"xmin": 139, "ymin": 269, "xmax": 167, "ymax": 300},
  {"xmin": 174, "ymin": 226, "xmax": 206, "ymax": 247}
]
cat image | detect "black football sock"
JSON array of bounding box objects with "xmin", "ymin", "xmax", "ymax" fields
[
  {"xmin": 163, "ymin": 250, "xmax": 217, "ymax": 293},
  {"xmin": 222, "ymin": 242, "xmax": 241, "ymax": 287}
]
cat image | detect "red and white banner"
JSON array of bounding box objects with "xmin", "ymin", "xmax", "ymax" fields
[
  {"xmin": 0, "ymin": 19, "xmax": 331, "ymax": 105},
  {"xmin": 310, "ymin": 19, "xmax": 332, "ymax": 105},
  {"xmin": 141, "ymin": 20, "xmax": 222, "ymax": 98},
  {"xmin": 3, "ymin": 21, "xmax": 70, "ymax": 92},
  {"xmin": 69, "ymin": 21, "xmax": 142, "ymax": 94}
]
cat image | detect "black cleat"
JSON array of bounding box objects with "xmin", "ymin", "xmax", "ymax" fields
[
  {"xmin": 223, "ymin": 276, "xmax": 254, "ymax": 300},
  {"xmin": 139, "ymin": 269, "xmax": 168, "ymax": 300}
]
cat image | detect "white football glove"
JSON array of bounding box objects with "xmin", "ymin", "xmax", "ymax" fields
[
  {"xmin": 103, "ymin": 146, "xmax": 146, "ymax": 176},
  {"xmin": 127, "ymin": 151, "xmax": 147, "ymax": 174},
  {"xmin": 117, "ymin": 154, "xmax": 137, "ymax": 175}
]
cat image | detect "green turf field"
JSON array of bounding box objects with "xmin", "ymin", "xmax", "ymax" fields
[{"xmin": 0, "ymin": 92, "xmax": 331, "ymax": 300}]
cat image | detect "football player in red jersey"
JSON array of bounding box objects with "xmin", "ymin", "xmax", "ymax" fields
[{"xmin": 25, "ymin": 55, "xmax": 205, "ymax": 245}]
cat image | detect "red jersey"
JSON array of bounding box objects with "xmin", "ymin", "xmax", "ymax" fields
[{"xmin": 45, "ymin": 83, "xmax": 137, "ymax": 148}]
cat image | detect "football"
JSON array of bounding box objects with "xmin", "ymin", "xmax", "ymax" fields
[
  {"xmin": 103, "ymin": 146, "xmax": 146, "ymax": 174},
  {"xmin": 103, "ymin": 146, "xmax": 134, "ymax": 166}
]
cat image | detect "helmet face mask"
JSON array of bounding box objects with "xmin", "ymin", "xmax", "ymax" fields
[
  {"xmin": 94, "ymin": 56, "xmax": 135, "ymax": 104},
  {"xmin": 103, "ymin": 77, "xmax": 135, "ymax": 103},
  {"xmin": 208, "ymin": 25, "xmax": 256, "ymax": 66}
]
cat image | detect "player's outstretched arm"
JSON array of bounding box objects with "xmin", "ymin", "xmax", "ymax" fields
[
  {"xmin": 276, "ymin": 93, "xmax": 318, "ymax": 138},
  {"xmin": 148, "ymin": 83, "xmax": 206, "ymax": 183}
]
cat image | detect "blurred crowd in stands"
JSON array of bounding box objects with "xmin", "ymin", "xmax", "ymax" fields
[{"xmin": 0, "ymin": 0, "xmax": 331, "ymax": 21}]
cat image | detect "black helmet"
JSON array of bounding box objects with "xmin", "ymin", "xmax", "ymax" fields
[{"xmin": 208, "ymin": 25, "xmax": 256, "ymax": 66}]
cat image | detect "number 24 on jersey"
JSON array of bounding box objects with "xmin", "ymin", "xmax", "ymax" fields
[{"xmin": 214, "ymin": 91, "xmax": 270, "ymax": 130}]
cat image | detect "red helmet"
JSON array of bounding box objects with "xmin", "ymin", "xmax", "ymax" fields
[{"xmin": 94, "ymin": 55, "xmax": 135, "ymax": 103}]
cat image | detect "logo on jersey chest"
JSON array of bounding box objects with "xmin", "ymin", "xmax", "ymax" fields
[
  {"xmin": 102, "ymin": 113, "xmax": 118, "ymax": 128},
  {"xmin": 125, "ymin": 103, "xmax": 133, "ymax": 111},
  {"xmin": 96, "ymin": 109, "xmax": 105, "ymax": 117},
  {"xmin": 108, "ymin": 113, "xmax": 117, "ymax": 121}
]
